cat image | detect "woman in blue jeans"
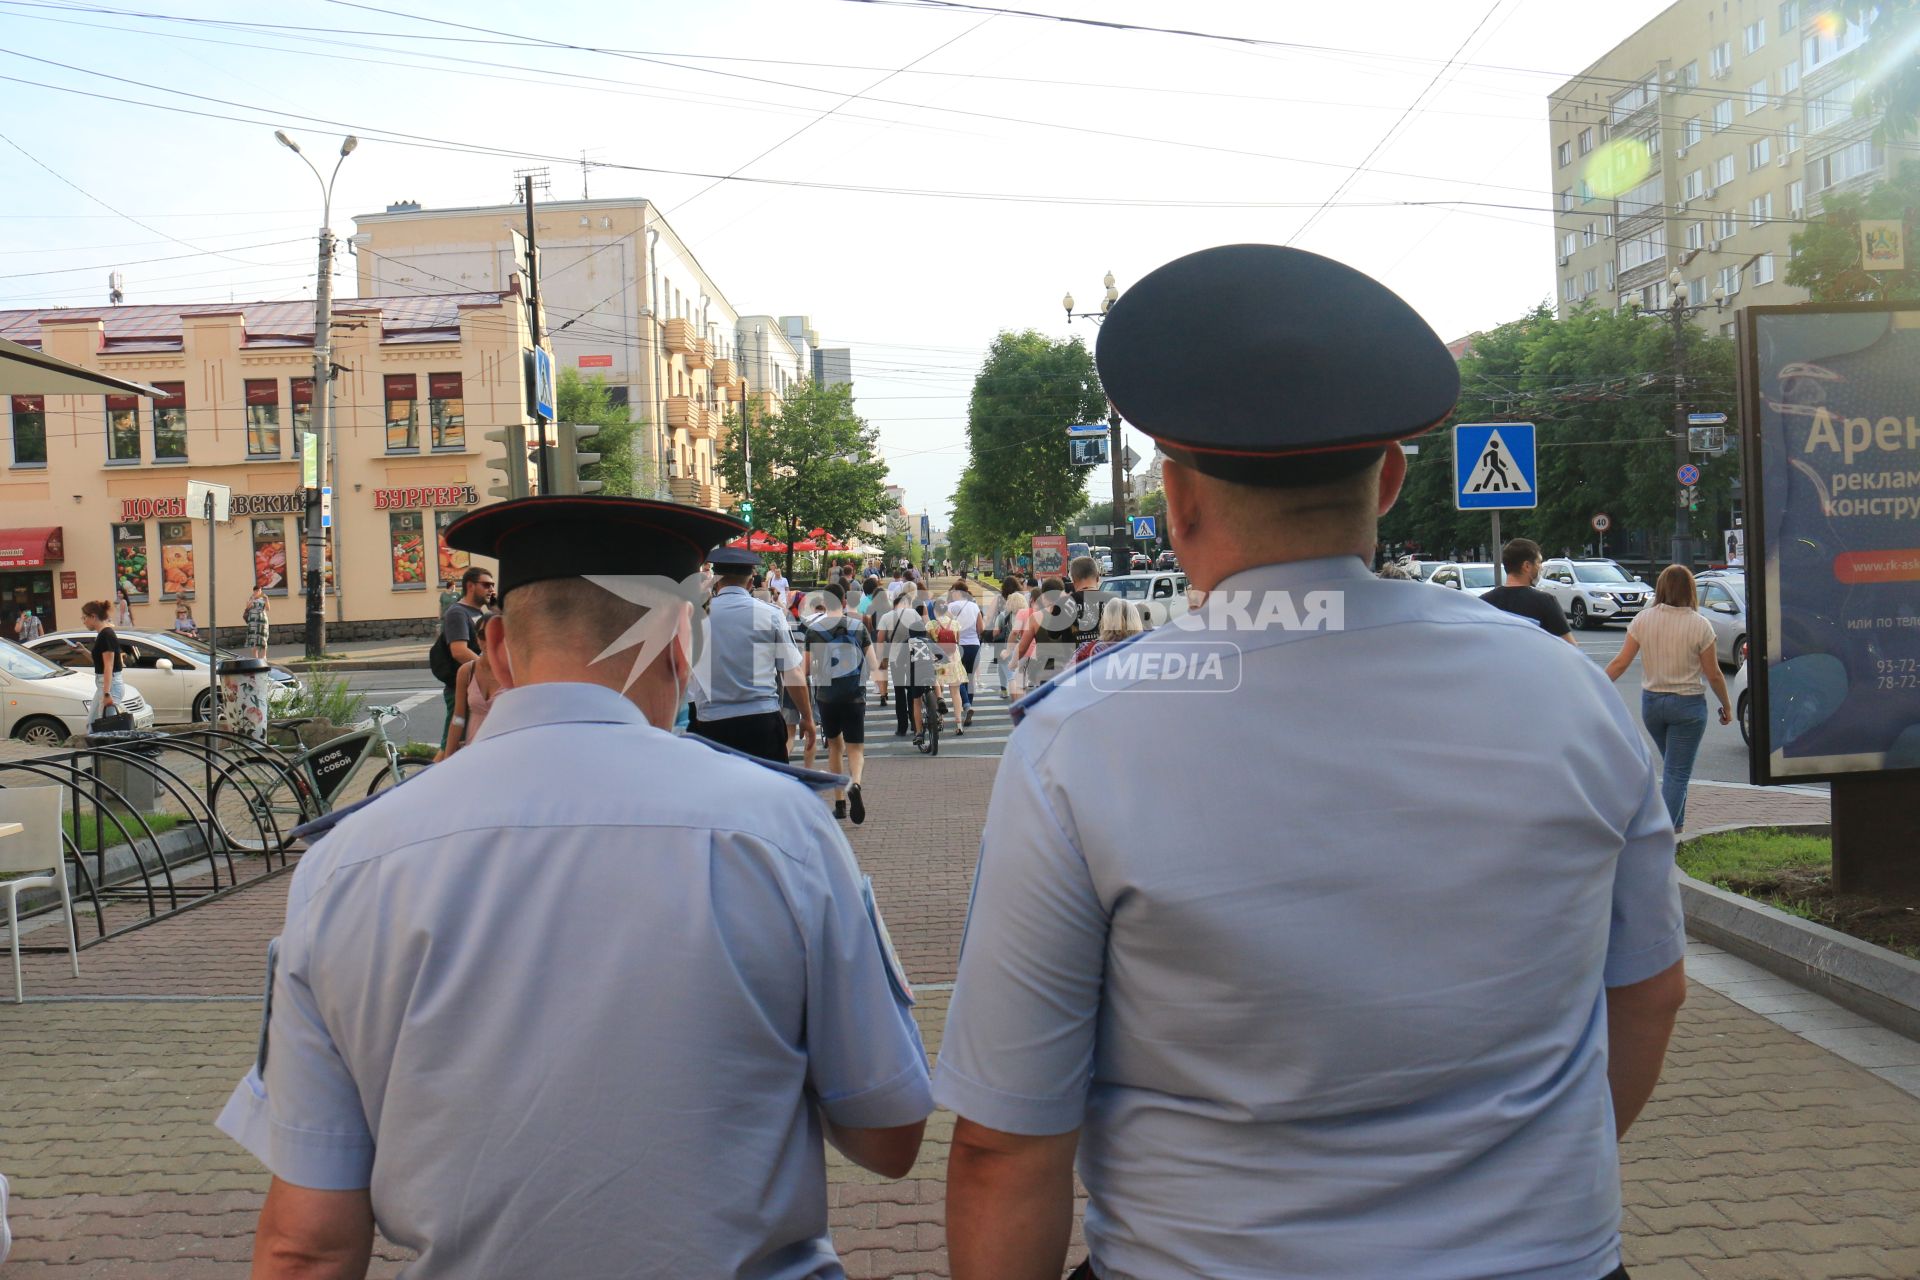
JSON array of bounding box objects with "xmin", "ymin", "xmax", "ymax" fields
[{"xmin": 1604, "ymin": 565, "xmax": 1733, "ymax": 831}]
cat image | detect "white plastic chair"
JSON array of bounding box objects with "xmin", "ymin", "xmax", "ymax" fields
[{"xmin": 1, "ymin": 785, "xmax": 79, "ymax": 1003}]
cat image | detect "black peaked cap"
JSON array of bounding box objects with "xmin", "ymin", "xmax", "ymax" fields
[
  {"xmin": 445, "ymin": 496, "xmax": 746, "ymax": 596},
  {"xmin": 1095, "ymin": 244, "xmax": 1460, "ymax": 487}
]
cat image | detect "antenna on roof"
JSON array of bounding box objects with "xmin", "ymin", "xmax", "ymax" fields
[
  {"xmin": 511, "ymin": 166, "xmax": 551, "ymax": 202},
  {"xmin": 108, "ymin": 271, "xmax": 124, "ymax": 306}
]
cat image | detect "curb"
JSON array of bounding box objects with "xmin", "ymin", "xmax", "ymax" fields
[
  {"xmin": 1679, "ymin": 823, "xmax": 1920, "ymax": 1041},
  {"xmin": 282, "ymin": 659, "xmax": 429, "ymax": 674}
]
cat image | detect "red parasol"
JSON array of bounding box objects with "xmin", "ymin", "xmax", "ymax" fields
[
  {"xmin": 726, "ymin": 530, "xmax": 788, "ymax": 552},
  {"xmin": 806, "ymin": 527, "xmax": 850, "ymax": 551},
  {"xmin": 788, "ymin": 538, "xmax": 822, "ymax": 552}
]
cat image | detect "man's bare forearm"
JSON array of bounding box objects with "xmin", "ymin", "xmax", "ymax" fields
[
  {"xmin": 1607, "ymin": 960, "xmax": 1687, "ymax": 1136},
  {"xmin": 947, "ymin": 1121, "xmax": 1079, "ymax": 1280},
  {"xmin": 251, "ymin": 1179, "xmax": 373, "ymax": 1280}
]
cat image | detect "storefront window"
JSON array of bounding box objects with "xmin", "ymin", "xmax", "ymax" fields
[
  {"xmin": 112, "ymin": 523, "xmax": 150, "ymax": 602},
  {"xmin": 158, "ymin": 519, "xmax": 195, "ymax": 598},
  {"xmin": 389, "ymin": 511, "xmax": 427, "ymax": 588},
  {"xmin": 435, "ymin": 510, "xmax": 469, "ymax": 589},
  {"xmin": 152, "ymin": 382, "xmax": 187, "ymax": 461},
  {"xmin": 429, "ymin": 372, "xmax": 465, "ymax": 450},
  {"xmin": 385, "ymin": 374, "xmax": 418, "ymax": 452},
  {"xmin": 106, "ymin": 394, "xmax": 141, "ymax": 463},
  {"xmin": 291, "ymin": 377, "xmax": 313, "ymax": 452},
  {"xmin": 10, "ymin": 395, "xmax": 46, "ymax": 466},
  {"xmin": 299, "ymin": 528, "xmax": 336, "ymax": 594},
  {"xmin": 246, "ymin": 380, "xmax": 281, "ymax": 456},
  {"xmin": 252, "ymin": 518, "xmax": 289, "ymax": 595}
]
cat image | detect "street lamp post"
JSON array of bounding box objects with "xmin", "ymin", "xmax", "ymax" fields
[
  {"xmin": 1628, "ymin": 269, "xmax": 1726, "ymax": 567},
  {"xmin": 1064, "ymin": 272, "xmax": 1127, "ymax": 576},
  {"xmin": 275, "ymin": 130, "xmax": 357, "ymax": 661}
]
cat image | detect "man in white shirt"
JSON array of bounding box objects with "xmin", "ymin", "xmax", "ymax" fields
[{"xmin": 946, "ymin": 584, "xmax": 984, "ymax": 728}]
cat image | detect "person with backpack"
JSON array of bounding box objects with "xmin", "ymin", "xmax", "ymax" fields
[
  {"xmin": 431, "ymin": 565, "xmax": 493, "ymax": 735},
  {"xmin": 803, "ymin": 582, "xmax": 875, "ymax": 823}
]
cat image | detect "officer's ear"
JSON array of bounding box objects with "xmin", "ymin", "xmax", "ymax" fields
[
  {"xmin": 1377, "ymin": 443, "xmax": 1408, "ymax": 516},
  {"xmin": 489, "ymin": 612, "xmax": 519, "ymax": 691}
]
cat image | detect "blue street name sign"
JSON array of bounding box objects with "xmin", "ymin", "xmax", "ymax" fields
[{"xmin": 1453, "ymin": 422, "xmax": 1537, "ymax": 510}]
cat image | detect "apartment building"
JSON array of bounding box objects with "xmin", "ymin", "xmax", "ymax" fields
[
  {"xmin": 0, "ymin": 292, "xmax": 530, "ymax": 637},
  {"xmin": 1549, "ymin": 1, "xmax": 1901, "ymax": 331}
]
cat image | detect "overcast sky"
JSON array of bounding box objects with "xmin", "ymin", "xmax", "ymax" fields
[{"xmin": 0, "ymin": 0, "xmax": 1676, "ymax": 526}]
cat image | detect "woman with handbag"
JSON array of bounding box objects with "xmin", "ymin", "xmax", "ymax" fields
[{"xmin": 80, "ymin": 600, "xmax": 129, "ymax": 729}]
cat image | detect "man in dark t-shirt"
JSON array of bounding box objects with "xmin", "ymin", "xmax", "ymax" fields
[{"xmin": 1481, "ymin": 538, "xmax": 1576, "ymax": 646}]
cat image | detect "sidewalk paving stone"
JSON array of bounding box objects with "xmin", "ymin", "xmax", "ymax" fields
[{"xmin": 4, "ymin": 767, "xmax": 1918, "ymax": 1277}]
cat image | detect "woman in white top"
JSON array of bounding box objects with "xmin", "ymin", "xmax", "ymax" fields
[
  {"xmin": 994, "ymin": 576, "xmax": 1028, "ymax": 699},
  {"xmin": 1604, "ymin": 564, "xmax": 1731, "ymax": 832},
  {"xmin": 946, "ymin": 581, "xmax": 984, "ymax": 727}
]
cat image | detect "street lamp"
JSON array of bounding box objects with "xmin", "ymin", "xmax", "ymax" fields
[
  {"xmin": 1063, "ymin": 271, "xmax": 1130, "ymax": 576},
  {"xmin": 1628, "ymin": 266, "xmax": 1727, "ymax": 565},
  {"xmin": 276, "ymin": 130, "xmax": 357, "ymax": 660}
]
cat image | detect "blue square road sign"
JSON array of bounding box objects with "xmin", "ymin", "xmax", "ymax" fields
[{"xmin": 1454, "ymin": 422, "xmax": 1537, "ymax": 510}]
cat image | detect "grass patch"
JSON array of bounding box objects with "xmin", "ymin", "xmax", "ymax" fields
[
  {"xmin": 399, "ymin": 741, "xmax": 437, "ymax": 761},
  {"xmin": 1679, "ymin": 828, "xmax": 1920, "ymax": 961},
  {"xmin": 269, "ymin": 673, "xmax": 366, "ymax": 725},
  {"xmin": 62, "ymin": 810, "xmax": 184, "ymax": 849}
]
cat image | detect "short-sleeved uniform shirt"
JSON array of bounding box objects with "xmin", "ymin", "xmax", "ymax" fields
[
  {"xmin": 936, "ymin": 557, "xmax": 1684, "ymax": 1280},
  {"xmin": 1482, "ymin": 583, "xmax": 1572, "ymax": 637},
  {"xmin": 217, "ymin": 683, "xmax": 931, "ymax": 1280},
  {"xmin": 697, "ymin": 585, "xmax": 804, "ymax": 721}
]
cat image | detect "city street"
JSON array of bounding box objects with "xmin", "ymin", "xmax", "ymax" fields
[{"xmin": 1571, "ymin": 624, "xmax": 1767, "ymax": 789}]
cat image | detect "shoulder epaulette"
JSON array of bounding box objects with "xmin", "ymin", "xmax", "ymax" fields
[
  {"xmin": 685, "ymin": 733, "xmax": 849, "ymax": 795},
  {"xmin": 1009, "ymin": 629, "xmax": 1154, "ymax": 727},
  {"xmin": 288, "ymin": 787, "xmax": 393, "ymax": 844}
]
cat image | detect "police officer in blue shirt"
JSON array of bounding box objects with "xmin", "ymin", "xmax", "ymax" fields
[
  {"xmin": 936, "ymin": 246, "xmax": 1688, "ymax": 1280},
  {"xmin": 217, "ymin": 495, "xmax": 930, "ymax": 1280},
  {"xmin": 691, "ymin": 544, "xmax": 815, "ymax": 763}
]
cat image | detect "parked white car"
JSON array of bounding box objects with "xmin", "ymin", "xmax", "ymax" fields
[
  {"xmin": 1428, "ymin": 562, "xmax": 1498, "ymax": 598},
  {"xmin": 1539, "ymin": 558, "xmax": 1652, "ymax": 630},
  {"xmin": 1696, "ymin": 575, "xmax": 1749, "ymax": 669},
  {"xmin": 27, "ymin": 630, "xmax": 302, "ymax": 723},
  {"xmin": 0, "ymin": 639, "xmax": 154, "ymax": 747},
  {"xmin": 1097, "ymin": 572, "xmax": 1192, "ymax": 629}
]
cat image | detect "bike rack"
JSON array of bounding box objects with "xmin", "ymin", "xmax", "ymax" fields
[{"xmin": 0, "ymin": 723, "xmax": 313, "ymax": 951}]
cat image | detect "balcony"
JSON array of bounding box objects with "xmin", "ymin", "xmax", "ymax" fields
[
  {"xmin": 663, "ymin": 316, "xmax": 695, "ymax": 355},
  {"xmin": 687, "ymin": 337, "xmax": 714, "ymax": 370},
  {"xmin": 669, "ymin": 477, "xmax": 716, "ymax": 508},
  {"xmin": 711, "ymin": 357, "xmax": 740, "ymax": 390}
]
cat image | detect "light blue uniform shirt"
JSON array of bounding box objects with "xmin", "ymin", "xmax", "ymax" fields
[
  {"xmin": 218, "ymin": 683, "xmax": 931, "ymax": 1280},
  {"xmin": 697, "ymin": 585, "xmax": 803, "ymax": 721},
  {"xmin": 935, "ymin": 557, "xmax": 1684, "ymax": 1280}
]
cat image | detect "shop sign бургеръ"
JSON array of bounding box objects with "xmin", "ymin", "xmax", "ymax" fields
[{"xmin": 372, "ymin": 485, "xmax": 479, "ymax": 510}]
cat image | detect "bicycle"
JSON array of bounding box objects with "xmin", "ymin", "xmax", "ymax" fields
[
  {"xmin": 914, "ymin": 682, "xmax": 941, "ymax": 756},
  {"xmin": 211, "ymin": 705, "xmax": 431, "ymax": 851}
]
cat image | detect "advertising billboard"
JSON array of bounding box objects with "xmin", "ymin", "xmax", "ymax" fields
[
  {"xmin": 1741, "ymin": 301, "xmax": 1920, "ymax": 783},
  {"xmin": 1032, "ymin": 535, "xmax": 1068, "ymax": 578}
]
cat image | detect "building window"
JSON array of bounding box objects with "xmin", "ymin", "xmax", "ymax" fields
[
  {"xmin": 1750, "ymin": 136, "xmax": 1773, "ymax": 169},
  {"xmin": 1684, "ymin": 169, "xmax": 1705, "ymax": 200},
  {"xmin": 1805, "ymin": 15, "xmax": 1868, "ymax": 70},
  {"xmin": 1747, "ymin": 79, "xmax": 1769, "ymax": 114},
  {"xmin": 1789, "ymin": 178, "xmax": 1805, "ymax": 215},
  {"xmin": 111, "ymin": 523, "xmax": 149, "ymax": 602},
  {"xmin": 1683, "ymin": 116, "xmax": 1703, "ymax": 147},
  {"xmin": 1561, "ymin": 230, "xmax": 1578, "ymax": 258},
  {"xmin": 1713, "ymin": 99, "xmax": 1733, "ymax": 132},
  {"xmin": 1677, "ymin": 61, "xmax": 1699, "ymax": 88},
  {"xmin": 1814, "ymin": 137, "xmax": 1883, "ymax": 191},
  {"xmin": 1718, "ymin": 264, "xmax": 1744, "ymax": 295},
  {"xmin": 1714, "ymin": 154, "xmax": 1736, "ymax": 187},
  {"xmin": 1743, "ymin": 19, "xmax": 1767, "ymax": 54},
  {"xmin": 1559, "ymin": 188, "xmax": 1573, "ymax": 212},
  {"xmin": 1578, "ymin": 127, "xmax": 1594, "ymax": 154},
  {"xmin": 1557, "ymin": 140, "xmax": 1572, "ymax": 168},
  {"xmin": 1751, "ymin": 192, "xmax": 1775, "ymax": 227},
  {"xmin": 385, "ymin": 373, "xmax": 418, "ymax": 451},
  {"xmin": 428, "ymin": 372, "xmax": 464, "ymax": 450},
  {"xmin": 1785, "ymin": 121, "xmax": 1801, "ymax": 153},
  {"xmin": 1710, "ymin": 41, "xmax": 1733, "ymax": 76},
  {"xmin": 158, "ymin": 519, "xmax": 195, "ymax": 599},
  {"xmin": 1780, "ymin": 1, "xmax": 1800, "ymax": 31},
  {"xmin": 1779, "ymin": 59, "xmax": 1800, "ymax": 94},
  {"xmin": 1717, "ymin": 208, "xmax": 1740, "ymax": 239},
  {"xmin": 300, "ymin": 529, "xmax": 335, "ymax": 595},
  {"xmin": 1584, "ymin": 267, "xmax": 1599, "ymax": 295},
  {"xmin": 105, "ymin": 393, "xmax": 141, "ymax": 463},
  {"xmin": 1809, "ymin": 78, "xmax": 1861, "ymax": 131},
  {"xmin": 1618, "ymin": 230, "xmax": 1666, "ymax": 272},
  {"xmin": 252, "ymin": 518, "xmax": 289, "ymax": 595},
  {"xmin": 151, "ymin": 382, "xmax": 187, "ymax": 461},
  {"xmin": 245, "ymin": 379, "xmax": 280, "ymax": 456},
  {"xmin": 389, "ymin": 511, "xmax": 427, "ymax": 588},
  {"xmin": 10, "ymin": 395, "xmax": 46, "ymax": 466},
  {"xmin": 434, "ymin": 510, "xmax": 469, "ymax": 590},
  {"xmin": 1686, "ymin": 221, "xmax": 1706, "ymax": 250},
  {"xmin": 1754, "ymin": 253, "xmax": 1777, "ymax": 285},
  {"xmin": 291, "ymin": 377, "xmax": 313, "ymax": 453},
  {"xmin": 1689, "ymin": 275, "xmax": 1708, "ymax": 303},
  {"xmin": 1582, "ymin": 222, "xmax": 1598, "ymax": 247}
]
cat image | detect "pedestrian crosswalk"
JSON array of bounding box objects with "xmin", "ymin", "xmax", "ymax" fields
[{"xmin": 859, "ymin": 689, "xmax": 1017, "ymax": 759}]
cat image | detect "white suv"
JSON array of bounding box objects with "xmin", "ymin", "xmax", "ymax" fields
[{"xmin": 1539, "ymin": 559, "xmax": 1652, "ymax": 630}]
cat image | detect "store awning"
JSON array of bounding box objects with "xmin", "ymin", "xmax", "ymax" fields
[
  {"xmin": 0, "ymin": 527, "xmax": 64, "ymax": 570},
  {"xmin": 0, "ymin": 336, "xmax": 166, "ymax": 398}
]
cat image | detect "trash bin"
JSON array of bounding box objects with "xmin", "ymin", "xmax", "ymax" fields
[
  {"xmin": 219, "ymin": 658, "xmax": 274, "ymax": 743},
  {"xmin": 84, "ymin": 728, "xmax": 167, "ymax": 814}
]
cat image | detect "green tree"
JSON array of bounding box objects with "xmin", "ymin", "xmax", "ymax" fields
[
  {"xmin": 953, "ymin": 331, "xmax": 1107, "ymax": 553},
  {"xmin": 557, "ymin": 368, "xmax": 651, "ymax": 497},
  {"xmin": 1379, "ymin": 303, "xmax": 1738, "ymax": 565},
  {"xmin": 1841, "ymin": 0, "xmax": 1920, "ymax": 141},
  {"xmin": 1786, "ymin": 164, "xmax": 1920, "ymax": 301},
  {"xmin": 716, "ymin": 381, "xmax": 891, "ymax": 580}
]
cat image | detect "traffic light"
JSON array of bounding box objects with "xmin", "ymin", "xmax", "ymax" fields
[
  {"xmin": 740, "ymin": 499, "xmax": 755, "ymax": 524},
  {"xmin": 549, "ymin": 422, "xmax": 602, "ymax": 495},
  {"xmin": 484, "ymin": 423, "xmax": 530, "ymax": 500}
]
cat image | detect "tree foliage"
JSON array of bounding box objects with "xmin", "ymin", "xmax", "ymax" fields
[
  {"xmin": 716, "ymin": 381, "xmax": 891, "ymax": 578},
  {"xmin": 1841, "ymin": 0, "xmax": 1920, "ymax": 141},
  {"xmin": 1786, "ymin": 164, "xmax": 1920, "ymax": 302},
  {"xmin": 1379, "ymin": 304, "xmax": 1739, "ymax": 564},
  {"xmin": 947, "ymin": 331, "xmax": 1107, "ymax": 566},
  {"xmin": 557, "ymin": 368, "xmax": 650, "ymax": 497}
]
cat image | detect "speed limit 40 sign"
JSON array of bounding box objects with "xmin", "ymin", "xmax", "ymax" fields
[{"xmin": 1591, "ymin": 512, "xmax": 1612, "ymax": 532}]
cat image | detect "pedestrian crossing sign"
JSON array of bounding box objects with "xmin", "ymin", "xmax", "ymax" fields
[{"xmin": 1453, "ymin": 422, "xmax": 1537, "ymax": 511}]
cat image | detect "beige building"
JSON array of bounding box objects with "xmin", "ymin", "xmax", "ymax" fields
[
  {"xmin": 1550, "ymin": 1, "xmax": 1907, "ymax": 331},
  {"xmin": 352, "ymin": 197, "xmax": 758, "ymax": 511},
  {"xmin": 0, "ymin": 292, "xmax": 531, "ymax": 639}
]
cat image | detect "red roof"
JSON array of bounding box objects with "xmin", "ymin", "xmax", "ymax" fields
[{"xmin": 0, "ymin": 291, "xmax": 516, "ymax": 353}]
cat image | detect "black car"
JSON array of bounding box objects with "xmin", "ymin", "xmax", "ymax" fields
[
  {"xmin": 1155, "ymin": 550, "xmax": 1179, "ymax": 570},
  {"xmin": 1128, "ymin": 551, "xmax": 1152, "ymax": 572}
]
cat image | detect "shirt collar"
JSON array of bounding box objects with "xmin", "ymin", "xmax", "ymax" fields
[
  {"xmin": 1210, "ymin": 555, "xmax": 1375, "ymax": 596},
  {"xmin": 472, "ymin": 682, "xmax": 653, "ymax": 743}
]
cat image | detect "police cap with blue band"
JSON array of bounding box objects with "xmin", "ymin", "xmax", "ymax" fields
[
  {"xmin": 1095, "ymin": 245, "xmax": 1461, "ymax": 488},
  {"xmin": 444, "ymin": 495, "xmax": 745, "ymax": 597},
  {"xmin": 707, "ymin": 545, "xmax": 761, "ymax": 572}
]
